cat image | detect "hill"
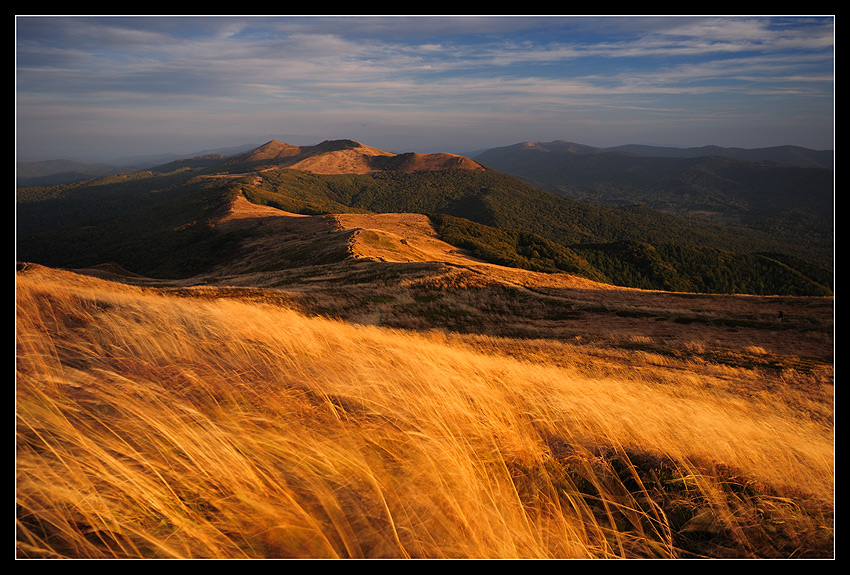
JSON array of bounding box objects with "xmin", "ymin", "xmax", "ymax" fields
[
  {"xmin": 473, "ymin": 141, "xmax": 834, "ymax": 262},
  {"xmin": 477, "ymin": 140, "xmax": 833, "ymax": 169},
  {"xmin": 15, "ymin": 138, "xmax": 835, "ymax": 558},
  {"xmin": 16, "ymin": 254, "xmax": 834, "ymax": 558},
  {"xmin": 229, "ymin": 155, "xmax": 832, "ymax": 295},
  {"xmin": 607, "ymin": 143, "xmax": 833, "ymax": 169},
  {"xmin": 16, "ymin": 138, "xmax": 832, "ymax": 295},
  {"xmin": 15, "ymin": 143, "xmax": 261, "ymax": 187},
  {"xmin": 15, "ymin": 159, "xmax": 128, "ymax": 187},
  {"xmin": 221, "ymin": 139, "xmax": 485, "ymax": 175}
]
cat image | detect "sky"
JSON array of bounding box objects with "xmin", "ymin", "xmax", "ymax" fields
[{"xmin": 15, "ymin": 15, "xmax": 835, "ymax": 162}]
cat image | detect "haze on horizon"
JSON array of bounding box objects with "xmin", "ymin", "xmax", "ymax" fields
[{"xmin": 15, "ymin": 15, "xmax": 835, "ymax": 163}]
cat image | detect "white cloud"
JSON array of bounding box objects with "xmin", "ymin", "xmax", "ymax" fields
[{"xmin": 15, "ymin": 15, "xmax": 834, "ymax": 159}]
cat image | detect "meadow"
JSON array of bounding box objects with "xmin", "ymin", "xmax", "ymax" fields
[{"xmin": 16, "ymin": 263, "xmax": 834, "ymax": 559}]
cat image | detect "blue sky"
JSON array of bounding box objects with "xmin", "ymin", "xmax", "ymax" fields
[{"xmin": 15, "ymin": 15, "xmax": 835, "ymax": 161}]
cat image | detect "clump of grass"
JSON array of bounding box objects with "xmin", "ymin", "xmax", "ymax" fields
[{"xmin": 16, "ymin": 266, "xmax": 833, "ymax": 558}]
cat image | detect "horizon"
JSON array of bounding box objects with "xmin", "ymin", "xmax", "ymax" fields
[
  {"xmin": 16, "ymin": 15, "xmax": 835, "ymax": 162},
  {"xmin": 15, "ymin": 135, "xmax": 835, "ymax": 168}
]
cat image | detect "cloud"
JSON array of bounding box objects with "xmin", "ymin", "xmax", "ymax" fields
[{"xmin": 15, "ymin": 16, "xmax": 834, "ymax": 160}]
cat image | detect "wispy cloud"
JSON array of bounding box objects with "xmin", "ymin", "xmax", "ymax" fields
[{"xmin": 15, "ymin": 15, "xmax": 834, "ymax": 160}]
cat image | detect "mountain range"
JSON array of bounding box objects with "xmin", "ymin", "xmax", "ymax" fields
[
  {"xmin": 16, "ymin": 138, "xmax": 834, "ymax": 296},
  {"xmin": 473, "ymin": 140, "xmax": 833, "ymax": 230}
]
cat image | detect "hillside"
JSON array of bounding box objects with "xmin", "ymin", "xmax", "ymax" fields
[
  {"xmin": 476, "ymin": 140, "xmax": 833, "ymax": 170},
  {"xmin": 606, "ymin": 143, "xmax": 833, "ymax": 169},
  {"xmin": 61, "ymin": 190, "xmax": 834, "ymax": 361},
  {"xmin": 473, "ymin": 141, "xmax": 834, "ymax": 265},
  {"xmin": 16, "ymin": 256, "xmax": 834, "ymax": 558},
  {"xmin": 233, "ymin": 161, "xmax": 832, "ymax": 295},
  {"xmin": 16, "ymin": 138, "xmax": 833, "ymax": 294},
  {"xmin": 15, "ymin": 138, "xmax": 835, "ymax": 559},
  {"xmin": 15, "ymin": 159, "xmax": 126, "ymax": 187},
  {"xmin": 221, "ymin": 139, "xmax": 485, "ymax": 175}
]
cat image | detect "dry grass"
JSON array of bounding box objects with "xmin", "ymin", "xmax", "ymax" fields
[{"xmin": 16, "ymin": 265, "xmax": 834, "ymax": 558}]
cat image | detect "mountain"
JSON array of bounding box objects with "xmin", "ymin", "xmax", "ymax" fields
[
  {"xmin": 220, "ymin": 138, "xmax": 485, "ymax": 175},
  {"xmin": 15, "ymin": 143, "xmax": 261, "ymax": 187},
  {"xmin": 16, "ymin": 138, "xmax": 833, "ymax": 295},
  {"xmin": 473, "ymin": 141, "xmax": 834, "ymax": 218},
  {"xmin": 607, "ymin": 143, "xmax": 833, "ymax": 169},
  {"xmin": 15, "ymin": 159, "xmax": 129, "ymax": 187},
  {"xmin": 473, "ymin": 140, "xmax": 833, "ymax": 259},
  {"xmin": 476, "ymin": 140, "xmax": 833, "ymax": 169}
]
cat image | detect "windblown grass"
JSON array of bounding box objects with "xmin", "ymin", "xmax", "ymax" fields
[{"xmin": 16, "ymin": 265, "xmax": 834, "ymax": 558}]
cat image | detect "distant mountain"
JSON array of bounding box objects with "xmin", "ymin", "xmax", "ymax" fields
[
  {"xmin": 476, "ymin": 140, "xmax": 833, "ymax": 169},
  {"xmin": 16, "ymin": 143, "xmax": 260, "ymax": 187},
  {"xmin": 606, "ymin": 143, "xmax": 833, "ymax": 170},
  {"xmin": 473, "ymin": 140, "xmax": 833, "ymax": 263},
  {"xmin": 16, "ymin": 138, "xmax": 833, "ymax": 295},
  {"xmin": 15, "ymin": 159, "xmax": 129, "ymax": 187}
]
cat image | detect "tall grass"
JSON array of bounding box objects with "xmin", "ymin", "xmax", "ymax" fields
[{"xmin": 16, "ymin": 266, "xmax": 833, "ymax": 558}]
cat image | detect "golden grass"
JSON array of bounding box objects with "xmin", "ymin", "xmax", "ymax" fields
[{"xmin": 16, "ymin": 265, "xmax": 834, "ymax": 558}]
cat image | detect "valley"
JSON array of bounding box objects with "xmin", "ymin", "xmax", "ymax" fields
[{"xmin": 16, "ymin": 138, "xmax": 834, "ymax": 559}]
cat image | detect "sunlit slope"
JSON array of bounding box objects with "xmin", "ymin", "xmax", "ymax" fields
[
  {"xmin": 80, "ymin": 191, "xmax": 833, "ymax": 368},
  {"xmin": 237, "ymin": 168, "xmax": 832, "ymax": 294},
  {"xmin": 201, "ymin": 192, "xmax": 647, "ymax": 295},
  {"xmin": 220, "ymin": 139, "xmax": 485, "ymax": 175},
  {"xmin": 16, "ymin": 265, "xmax": 834, "ymax": 558},
  {"xmin": 17, "ymin": 138, "xmax": 833, "ymax": 292},
  {"xmin": 211, "ymin": 192, "xmax": 483, "ymax": 267},
  {"xmin": 336, "ymin": 212, "xmax": 481, "ymax": 264}
]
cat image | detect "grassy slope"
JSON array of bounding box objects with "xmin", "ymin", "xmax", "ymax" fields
[
  {"xmin": 17, "ymin": 160, "xmax": 833, "ymax": 294},
  {"xmin": 16, "ymin": 264, "xmax": 834, "ymax": 558},
  {"xmin": 16, "ymin": 150, "xmax": 835, "ymax": 560},
  {"xmin": 240, "ymin": 169, "xmax": 833, "ymax": 295}
]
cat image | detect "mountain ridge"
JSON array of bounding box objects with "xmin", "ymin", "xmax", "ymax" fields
[
  {"xmin": 472, "ymin": 139, "xmax": 834, "ymax": 258},
  {"xmin": 16, "ymin": 137, "xmax": 833, "ymax": 295},
  {"xmin": 478, "ymin": 140, "xmax": 833, "ymax": 169},
  {"xmin": 18, "ymin": 138, "xmax": 831, "ymax": 187},
  {"xmin": 222, "ymin": 138, "xmax": 485, "ymax": 175}
]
